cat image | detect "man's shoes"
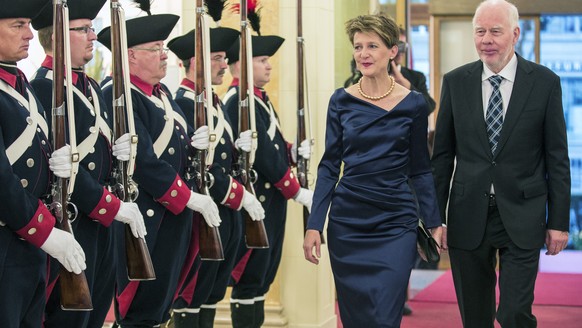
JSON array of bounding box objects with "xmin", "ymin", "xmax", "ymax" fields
[{"xmin": 403, "ymin": 302, "xmax": 413, "ymax": 316}]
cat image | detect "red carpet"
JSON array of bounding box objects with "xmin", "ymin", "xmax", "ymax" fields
[{"xmin": 412, "ymin": 271, "xmax": 582, "ymax": 307}]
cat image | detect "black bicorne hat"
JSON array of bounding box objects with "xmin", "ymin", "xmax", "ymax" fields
[
  {"xmin": 0, "ymin": 0, "xmax": 50, "ymax": 19},
  {"xmin": 225, "ymin": 35, "xmax": 284, "ymax": 64},
  {"xmin": 97, "ymin": 14, "xmax": 179, "ymax": 50},
  {"xmin": 167, "ymin": 27, "xmax": 239, "ymax": 60},
  {"xmin": 31, "ymin": 0, "xmax": 106, "ymax": 30}
]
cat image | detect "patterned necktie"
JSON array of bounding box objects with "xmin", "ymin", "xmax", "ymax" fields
[{"xmin": 486, "ymin": 75, "xmax": 504, "ymax": 155}]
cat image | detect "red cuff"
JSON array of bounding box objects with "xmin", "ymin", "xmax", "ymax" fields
[
  {"xmin": 16, "ymin": 200, "xmax": 57, "ymax": 248},
  {"xmin": 88, "ymin": 187, "xmax": 121, "ymax": 227},
  {"xmin": 274, "ymin": 168, "xmax": 301, "ymax": 200},
  {"xmin": 221, "ymin": 177, "xmax": 244, "ymax": 210},
  {"xmin": 156, "ymin": 174, "xmax": 191, "ymax": 215}
]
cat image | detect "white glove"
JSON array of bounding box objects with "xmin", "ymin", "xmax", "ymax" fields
[
  {"xmin": 235, "ymin": 130, "xmax": 253, "ymax": 152},
  {"xmin": 115, "ymin": 202, "xmax": 147, "ymax": 239},
  {"xmin": 242, "ymin": 190, "xmax": 265, "ymax": 221},
  {"xmin": 49, "ymin": 145, "xmax": 72, "ymax": 178},
  {"xmin": 112, "ymin": 133, "xmax": 131, "ymax": 161},
  {"xmin": 191, "ymin": 125, "xmax": 209, "ymax": 150},
  {"xmin": 294, "ymin": 188, "xmax": 313, "ymax": 213},
  {"xmin": 187, "ymin": 191, "xmax": 221, "ymax": 227},
  {"xmin": 40, "ymin": 228, "xmax": 86, "ymax": 274},
  {"xmin": 291, "ymin": 139, "xmax": 311, "ymax": 162}
]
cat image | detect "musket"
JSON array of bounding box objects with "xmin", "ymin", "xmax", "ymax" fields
[
  {"xmin": 194, "ymin": 0, "xmax": 224, "ymax": 260},
  {"xmin": 50, "ymin": 0, "xmax": 92, "ymax": 310},
  {"xmin": 296, "ymin": 0, "xmax": 322, "ymax": 243},
  {"xmin": 239, "ymin": 0, "xmax": 269, "ymax": 248},
  {"xmin": 109, "ymin": 0, "xmax": 156, "ymax": 280}
]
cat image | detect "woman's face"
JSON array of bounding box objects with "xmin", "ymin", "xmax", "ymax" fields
[{"xmin": 352, "ymin": 31, "xmax": 397, "ymax": 78}]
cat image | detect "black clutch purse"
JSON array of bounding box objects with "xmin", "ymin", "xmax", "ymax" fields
[{"xmin": 417, "ymin": 219, "xmax": 440, "ymax": 263}]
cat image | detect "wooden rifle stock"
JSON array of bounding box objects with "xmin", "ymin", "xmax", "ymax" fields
[
  {"xmin": 195, "ymin": 0, "xmax": 224, "ymax": 260},
  {"xmin": 296, "ymin": 1, "xmax": 322, "ymax": 243},
  {"xmin": 239, "ymin": 0, "xmax": 268, "ymax": 248},
  {"xmin": 110, "ymin": 0, "xmax": 155, "ymax": 280},
  {"xmin": 51, "ymin": 0, "xmax": 92, "ymax": 311}
]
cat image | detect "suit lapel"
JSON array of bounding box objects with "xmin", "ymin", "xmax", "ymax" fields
[
  {"xmin": 494, "ymin": 56, "xmax": 533, "ymax": 157},
  {"xmin": 463, "ymin": 62, "xmax": 491, "ymax": 156}
]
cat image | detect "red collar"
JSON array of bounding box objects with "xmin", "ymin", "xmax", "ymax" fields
[
  {"xmin": 230, "ymin": 78, "xmax": 265, "ymax": 101},
  {"xmin": 41, "ymin": 55, "xmax": 80, "ymax": 84},
  {"xmin": 180, "ymin": 78, "xmax": 195, "ymax": 90},
  {"xmin": 130, "ymin": 74, "xmax": 164, "ymax": 97},
  {"xmin": 0, "ymin": 67, "xmax": 17, "ymax": 88}
]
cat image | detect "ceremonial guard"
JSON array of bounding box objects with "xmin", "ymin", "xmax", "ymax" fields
[
  {"xmin": 0, "ymin": 1, "xmax": 86, "ymax": 327},
  {"xmin": 168, "ymin": 27, "xmax": 265, "ymax": 327},
  {"xmin": 224, "ymin": 35, "xmax": 313, "ymax": 327},
  {"xmin": 30, "ymin": 1, "xmax": 147, "ymax": 327},
  {"xmin": 98, "ymin": 1, "xmax": 220, "ymax": 326}
]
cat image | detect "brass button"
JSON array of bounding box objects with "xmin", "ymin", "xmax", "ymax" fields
[
  {"xmin": 162, "ymin": 201, "xmax": 169, "ymax": 206},
  {"xmin": 171, "ymin": 190, "xmax": 178, "ymax": 197},
  {"xmin": 220, "ymin": 138, "xmax": 226, "ymax": 144},
  {"xmin": 37, "ymin": 214, "xmax": 44, "ymax": 223},
  {"xmin": 221, "ymin": 152, "xmax": 227, "ymax": 160},
  {"xmin": 284, "ymin": 180, "xmax": 290, "ymax": 187},
  {"xmin": 106, "ymin": 195, "xmax": 112, "ymax": 203},
  {"xmin": 259, "ymin": 195, "xmax": 266, "ymax": 202},
  {"xmin": 89, "ymin": 126, "xmax": 97, "ymax": 133},
  {"xmin": 168, "ymin": 148, "xmax": 175, "ymax": 155},
  {"xmin": 147, "ymin": 209, "xmax": 154, "ymax": 217},
  {"xmin": 265, "ymin": 182, "xmax": 271, "ymax": 189},
  {"xmin": 88, "ymin": 162, "xmax": 96, "ymax": 170},
  {"xmin": 21, "ymin": 179, "xmax": 28, "ymax": 188},
  {"xmin": 274, "ymin": 144, "xmax": 280, "ymax": 150},
  {"xmin": 26, "ymin": 117, "xmax": 33, "ymax": 125},
  {"xmin": 99, "ymin": 209, "xmax": 107, "ymax": 215},
  {"xmin": 28, "ymin": 228, "xmax": 37, "ymax": 235},
  {"xmin": 26, "ymin": 158, "xmax": 34, "ymax": 167},
  {"xmin": 232, "ymin": 183, "xmax": 238, "ymax": 189},
  {"xmin": 229, "ymin": 192, "xmax": 236, "ymax": 199},
  {"xmin": 177, "ymin": 180, "xmax": 183, "ymax": 187}
]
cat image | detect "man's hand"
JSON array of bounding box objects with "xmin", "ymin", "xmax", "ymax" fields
[
  {"xmin": 293, "ymin": 188, "xmax": 313, "ymax": 213},
  {"xmin": 242, "ymin": 190, "xmax": 265, "ymax": 221},
  {"xmin": 40, "ymin": 228, "xmax": 86, "ymax": 274},
  {"xmin": 191, "ymin": 126, "xmax": 209, "ymax": 150},
  {"xmin": 291, "ymin": 139, "xmax": 311, "ymax": 162},
  {"xmin": 112, "ymin": 133, "xmax": 131, "ymax": 161},
  {"xmin": 235, "ymin": 130, "xmax": 253, "ymax": 152},
  {"xmin": 545, "ymin": 229, "xmax": 569, "ymax": 255},
  {"xmin": 187, "ymin": 191, "xmax": 221, "ymax": 227},
  {"xmin": 49, "ymin": 145, "xmax": 72, "ymax": 178},
  {"xmin": 115, "ymin": 202, "xmax": 147, "ymax": 239}
]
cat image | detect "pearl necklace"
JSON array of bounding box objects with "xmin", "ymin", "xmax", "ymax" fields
[{"xmin": 357, "ymin": 76, "xmax": 395, "ymax": 101}]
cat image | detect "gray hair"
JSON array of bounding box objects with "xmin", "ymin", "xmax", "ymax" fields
[{"xmin": 473, "ymin": 0, "xmax": 519, "ymax": 30}]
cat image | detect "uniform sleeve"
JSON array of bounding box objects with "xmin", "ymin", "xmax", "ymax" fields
[
  {"xmin": 250, "ymin": 103, "xmax": 300, "ymax": 200},
  {"xmin": 306, "ymin": 92, "xmax": 343, "ymax": 232},
  {"xmin": 111, "ymin": 89, "xmax": 190, "ymax": 215},
  {"xmin": 0, "ymin": 125, "xmax": 56, "ymax": 247}
]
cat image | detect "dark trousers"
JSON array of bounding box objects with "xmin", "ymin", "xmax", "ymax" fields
[{"xmin": 449, "ymin": 201, "xmax": 540, "ymax": 328}]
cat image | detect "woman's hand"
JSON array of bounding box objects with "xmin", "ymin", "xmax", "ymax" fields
[{"xmin": 303, "ymin": 229, "xmax": 322, "ymax": 265}]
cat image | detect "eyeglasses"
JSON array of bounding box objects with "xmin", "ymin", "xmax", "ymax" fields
[
  {"xmin": 132, "ymin": 47, "xmax": 170, "ymax": 56},
  {"xmin": 69, "ymin": 26, "xmax": 95, "ymax": 34}
]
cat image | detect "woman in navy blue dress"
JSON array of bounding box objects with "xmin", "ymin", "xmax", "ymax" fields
[{"xmin": 303, "ymin": 14, "xmax": 442, "ymax": 328}]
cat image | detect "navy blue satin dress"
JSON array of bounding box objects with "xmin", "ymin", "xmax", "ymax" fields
[{"xmin": 307, "ymin": 88, "xmax": 441, "ymax": 328}]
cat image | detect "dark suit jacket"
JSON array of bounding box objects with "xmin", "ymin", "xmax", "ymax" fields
[
  {"xmin": 432, "ymin": 54, "xmax": 570, "ymax": 250},
  {"xmin": 400, "ymin": 66, "xmax": 436, "ymax": 114}
]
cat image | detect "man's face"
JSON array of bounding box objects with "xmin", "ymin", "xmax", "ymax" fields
[
  {"xmin": 130, "ymin": 41, "xmax": 168, "ymax": 84},
  {"xmin": 69, "ymin": 19, "xmax": 96, "ymax": 67},
  {"xmin": 0, "ymin": 18, "xmax": 34, "ymax": 62},
  {"xmin": 473, "ymin": 4, "xmax": 520, "ymax": 73},
  {"xmin": 210, "ymin": 51, "xmax": 228, "ymax": 85},
  {"xmin": 252, "ymin": 55, "xmax": 271, "ymax": 88}
]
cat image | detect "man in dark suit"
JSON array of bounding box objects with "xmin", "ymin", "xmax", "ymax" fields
[{"xmin": 432, "ymin": 1, "xmax": 570, "ymax": 327}]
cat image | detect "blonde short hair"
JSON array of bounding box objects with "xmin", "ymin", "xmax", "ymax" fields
[{"xmin": 345, "ymin": 14, "xmax": 400, "ymax": 49}]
